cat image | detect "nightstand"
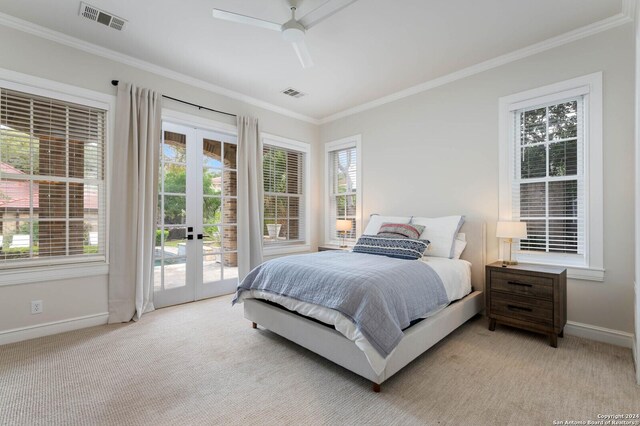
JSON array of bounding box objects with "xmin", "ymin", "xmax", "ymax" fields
[
  {"xmin": 485, "ymin": 262, "xmax": 567, "ymax": 347},
  {"xmin": 318, "ymin": 245, "xmax": 350, "ymax": 252}
]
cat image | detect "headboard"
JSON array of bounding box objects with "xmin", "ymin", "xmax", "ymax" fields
[{"xmin": 458, "ymin": 218, "xmax": 486, "ymax": 292}]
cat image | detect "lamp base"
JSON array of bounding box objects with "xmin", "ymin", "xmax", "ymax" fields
[
  {"xmin": 339, "ymin": 245, "xmax": 348, "ymax": 249},
  {"xmin": 502, "ymin": 260, "xmax": 518, "ymax": 267}
]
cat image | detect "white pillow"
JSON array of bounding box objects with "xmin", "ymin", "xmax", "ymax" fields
[
  {"xmin": 411, "ymin": 215, "xmax": 465, "ymax": 259},
  {"xmin": 363, "ymin": 215, "xmax": 411, "ymax": 235},
  {"xmin": 452, "ymin": 238, "xmax": 467, "ymax": 259}
]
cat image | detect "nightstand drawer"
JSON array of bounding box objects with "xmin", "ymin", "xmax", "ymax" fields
[
  {"xmin": 490, "ymin": 271, "xmax": 553, "ymax": 300},
  {"xmin": 491, "ymin": 293, "xmax": 553, "ymax": 325}
]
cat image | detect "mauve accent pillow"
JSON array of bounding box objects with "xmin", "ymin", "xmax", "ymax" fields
[
  {"xmin": 363, "ymin": 215, "xmax": 411, "ymax": 235},
  {"xmin": 377, "ymin": 222, "xmax": 425, "ymax": 240}
]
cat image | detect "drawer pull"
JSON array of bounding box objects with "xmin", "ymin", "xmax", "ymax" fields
[
  {"xmin": 507, "ymin": 304, "xmax": 533, "ymax": 313},
  {"xmin": 507, "ymin": 280, "xmax": 533, "ymax": 288}
]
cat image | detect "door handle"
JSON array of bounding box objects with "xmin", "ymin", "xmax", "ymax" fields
[
  {"xmin": 187, "ymin": 235, "xmax": 194, "ymax": 240},
  {"xmin": 197, "ymin": 234, "xmax": 203, "ymax": 240}
]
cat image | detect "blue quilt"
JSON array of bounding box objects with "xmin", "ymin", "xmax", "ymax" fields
[{"xmin": 233, "ymin": 251, "xmax": 449, "ymax": 358}]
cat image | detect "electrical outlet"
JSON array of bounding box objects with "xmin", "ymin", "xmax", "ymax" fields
[{"xmin": 31, "ymin": 300, "xmax": 43, "ymax": 314}]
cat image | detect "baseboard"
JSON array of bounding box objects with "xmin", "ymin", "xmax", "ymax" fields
[
  {"xmin": 0, "ymin": 312, "xmax": 109, "ymax": 346},
  {"xmin": 564, "ymin": 321, "xmax": 634, "ymax": 348}
]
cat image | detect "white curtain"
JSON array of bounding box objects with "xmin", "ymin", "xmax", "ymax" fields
[
  {"xmin": 108, "ymin": 83, "xmax": 162, "ymax": 323},
  {"xmin": 236, "ymin": 116, "xmax": 264, "ymax": 280}
]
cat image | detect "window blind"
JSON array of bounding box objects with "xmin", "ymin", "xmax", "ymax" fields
[
  {"xmin": 0, "ymin": 87, "xmax": 106, "ymax": 267},
  {"xmin": 263, "ymin": 144, "xmax": 305, "ymax": 244},
  {"xmin": 512, "ymin": 97, "xmax": 585, "ymax": 257},
  {"xmin": 328, "ymin": 146, "xmax": 357, "ymax": 243}
]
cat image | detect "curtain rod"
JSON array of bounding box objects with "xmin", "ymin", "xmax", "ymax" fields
[{"xmin": 110, "ymin": 80, "xmax": 237, "ymax": 118}]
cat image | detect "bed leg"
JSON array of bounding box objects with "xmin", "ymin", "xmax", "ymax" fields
[
  {"xmin": 372, "ymin": 383, "xmax": 381, "ymax": 393},
  {"xmin": 251, "ymin": 322, "xmax": 257, "ymax": 329}
]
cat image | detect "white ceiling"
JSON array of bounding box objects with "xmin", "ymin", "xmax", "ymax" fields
[{"xmin": 0, "ymin": 0, "xmax": 624, "ymax": 120}]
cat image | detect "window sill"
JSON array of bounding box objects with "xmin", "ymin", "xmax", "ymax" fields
[
  {"xmin": 566, "ymin": 266, "xmax": 605, "ymax": 282},
  {"xmin": 263, "ymin": 244, "xmax": 311, "ymax": 257},
  {"xmin": 0, "ymin": 262, "xmax": 109, "ymax": 287},
  {"xmin": 510, "ymin": 260, "xmax": 605, "ymax": 282}
]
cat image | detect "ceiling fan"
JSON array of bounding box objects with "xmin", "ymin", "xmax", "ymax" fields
[{"xmin": 211, "ymin": 0, "xmax": 359, "ymax": 68}]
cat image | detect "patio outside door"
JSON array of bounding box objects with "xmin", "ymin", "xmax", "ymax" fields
[{"xmin": 154, "ymin": 122, "xmax": 239, "ymax": 308}]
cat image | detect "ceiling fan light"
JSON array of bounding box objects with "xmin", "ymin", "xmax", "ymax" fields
[{"xmin": 282, "ymin": 20, "xmax": 305, "ymax": 42}]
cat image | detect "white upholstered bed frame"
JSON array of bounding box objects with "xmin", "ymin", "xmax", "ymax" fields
[{"xmin": 243, "ymin": 219, "xmax": 486, "ymax": 392}]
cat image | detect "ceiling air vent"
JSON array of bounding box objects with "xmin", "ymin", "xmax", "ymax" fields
[
  {"xmin": 79, "ymin": 2, "xmax": 127, "ymax": 31},
  {"xmin": 282, "ymin": 88, "xmax": 306, "ymax": 98}
]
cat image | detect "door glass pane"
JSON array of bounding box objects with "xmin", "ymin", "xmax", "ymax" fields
[
  {"xmin": 155, "ymin": 226, "xmax": 187, "ymax": 291},
  {"xmin": 203, "ymin": 168, "xmax": 222, "ymax": 195},
  {"xmin": 223, "ymin": 198, "xmax": 237, "ymax": 224},
  {"xmin": 203, "ymin": 139, "xmax": 222, "ymax": 168},
  {"xmin": 222, "ymin": 253, "xmax": 239, "ymax": 281},
  {"xmin": 155, "ymin": 129, "xmax": 188, "ymax": 296},
  {"xmin": 203, "ymin": 225, "xmax": 222, "ymax": 252},
  {"xmin": 202, "ymin": 138, "xmax": 237, "ymax": 286},
  {"xmin": 163, "ymin": 164, "xmax": 187, "ymax": 194},
  {"xmin": 203, "ymin": 254, "xmax": 222, "ymax": 284},
  {"xmin": 223, "ymin": 170, "xmax": 237, "ymax": 196},
  {"xmin": 224, "ymin": 143, "xmax": 237, "ymax": 169},
  {"xmin": 163, "ymin": 131, "xmax": 187, "ymax": 162},
  {"xmin": 203, "ymin": 196, "xmax": 221, "ymax": 225},
  {"xmin": 163, "ymin": 195, "xmax": 186, "ymax": 225},
  {"xmin": 163, "ymin": 256, "xmax": 187, "ymax": 290}
]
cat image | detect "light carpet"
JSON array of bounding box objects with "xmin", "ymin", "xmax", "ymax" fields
[{"xmin": 1, "ymin": 295, "xmax": 638, "ymax": 426}]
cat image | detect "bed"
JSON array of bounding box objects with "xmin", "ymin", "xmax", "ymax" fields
[{"xmin": 237, "ymin": 218, "xmax": 486, "ymax": 392}]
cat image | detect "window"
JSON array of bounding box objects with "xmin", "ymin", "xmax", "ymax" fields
[
  {"xmin": 499, "ymin": 74, "xmax": 603, "ymax": 280},
  {"xmin": 262, "ymin": 134, "xmax": 310, "ymax": 250},
  {"xmin": 0, "ymin": 86, "xmax": 107, "ymax": 268},
  {"xmin": 325, "ymin": 136, "xmax": 362, "ymax": 246}
]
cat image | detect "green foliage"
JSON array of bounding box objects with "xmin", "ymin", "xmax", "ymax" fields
[
  {"xmin": 520, "ymin": 101, "xmax": 578, "ymax": 180},
  {"xmin": 17, "ymin": 222, "xmax": 38, "ymax": 240},
  {"xmin": 155, "ymin": 229, "xmax": 169, "ymax": 246},
  {"xmin": 83, "ymin": 245, "xmax": 98, "ymax": 254},
  {"xmin": 263, "ymin": 148, "xmax": 288, "ymax": 193},
  {"xmin": 0, "ymin": 129, "xmax": 32, "ymax": 174},
  {"xmin": 161, "ymin": 165, "xmax": 222, "ymax": 225}
]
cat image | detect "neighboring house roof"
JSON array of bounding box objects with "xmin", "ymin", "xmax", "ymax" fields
[
  {"xmin": 211, "ymin": 176, "xmax": 222, "ymax": 191},
  {"xmin": 0, "ymin": 162, "xmax": 98, "ymax": 210}
]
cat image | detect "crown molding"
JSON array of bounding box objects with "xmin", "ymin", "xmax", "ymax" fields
[
  {"xmin": 0, "ymin": 12, "xmax": 320, "ymax": 125},
  {"xmin": 319, "ymin": 13, "xmax": 632, "ymax": 124},
  {"xmin": 622, "ymin": 0, "xmax": 637, "ymax": 19},
  {"xmin": 0, "ymin": 9, "xmax": 631, "ymax": 127}
]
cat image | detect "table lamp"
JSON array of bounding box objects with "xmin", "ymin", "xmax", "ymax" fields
[
  {"xmin": 496, "ymin": 221, "xmax": 527, "ymax": 266},
  {"xmin": 336, "ymin": 220, "xmax": 352, "ymax": 248}
]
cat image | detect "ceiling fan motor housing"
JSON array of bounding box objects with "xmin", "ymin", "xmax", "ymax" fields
[{"xmin": 281, "ymin": 19, "xmax": 305, "ymax": 42}]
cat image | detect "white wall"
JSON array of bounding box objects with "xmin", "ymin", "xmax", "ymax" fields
[
  {"xmin": 321, "ymin": 25, "xmax": 636, "ymax": 335},
  {"xmin": 0, "ymin": 24, "xmax": 321, "ymax": 340}
]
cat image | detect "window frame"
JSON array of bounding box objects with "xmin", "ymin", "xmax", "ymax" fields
[
  {"xmin": 498, "ymin": 73, "xmax": 604, "ymax": 281},
  {"xmin": 0, "ymin": 68, "xmax": 113, "ymax": 285},
  {"xmin": 324, "ymin": 135, "xmax": 362, "ymax": 246},
  {"xmin": 262, "ymin": 133, "xmax": 311, "ymax": 256}
]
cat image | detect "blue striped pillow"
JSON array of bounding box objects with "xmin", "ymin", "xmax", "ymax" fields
[{"xmin": 352, "ymin": 235, "xmax": 430, "ymax": 260}]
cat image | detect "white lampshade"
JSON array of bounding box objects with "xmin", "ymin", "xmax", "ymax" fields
[
  {"xmin": 496, "ymin": 221, "xmax": 527, "ymax": 239},
  {"xmin": 336, "ymin": 220, "xmax": 352, "ymax": 232}
]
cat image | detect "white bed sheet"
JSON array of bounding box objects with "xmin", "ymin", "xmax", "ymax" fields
[{"xmin": 237, "ymin": 257, "xmax": 472, "ymax": 375}]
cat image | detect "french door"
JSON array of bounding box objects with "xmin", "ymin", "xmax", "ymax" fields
[{"xmin": 154, "ymin": 122, "xmax": 239, "ymax": 308}]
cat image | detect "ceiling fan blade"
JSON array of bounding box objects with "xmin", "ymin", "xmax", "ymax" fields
[
  {"xmin": 212, "ymin": 9, "xmax": 282, "ymax": 32},
  {"xmin": 298, "ymin": 0, "xmax": 359, "ymax": 29},
  {"xmin": 292, "ymin": 40, "xmax": 314, "ymax": 68}
]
